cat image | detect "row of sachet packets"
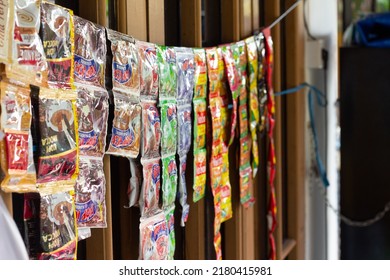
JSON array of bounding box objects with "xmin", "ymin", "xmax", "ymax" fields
[
  {"xmin": 0, "ymin": 0, "xmax": 269, "ymax": 260},
  {"xmin": 0, "ymin": 1, "xmax": 198, "ymax": 261}
]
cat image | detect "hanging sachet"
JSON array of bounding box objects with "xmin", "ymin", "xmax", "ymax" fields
[
  {"xmin": 245, "ymin": 36, "xmax": 260, "ymax": 177},
  {"xmin": 74, "ymin": 16, "xmax": 106, "ymax": 89},
  {"xmin": 7, "ymin": 0, "xmax": 47, "ymax": 86},
  {"xmin": 40, "ymin": 1, "xmax": 74, "ymax": 90},
  {"xmin": 139, "ymin": 211, "xmax": 168, "ymax": 260},
  {"xmin": 39, "ymin": 190, "xmax": 77, "ymax": 260},
  {"xmin": 0, "ymin": 81, "xmax": 37, "ymax": 193},
  {"xmin": 75, "ymin": 157, "xmax": 106, "ymax": 228},
  {"xmin": 36, "ymin": 88, "xmax": 78, "ymax": 189},
  {"xmin": 192, "ymin": 49, "xmax": 207, "ymax": 203}
]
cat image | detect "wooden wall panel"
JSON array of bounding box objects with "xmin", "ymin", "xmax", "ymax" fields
[
  {"xmin": 98, "ymin": 0, "xmax": 107, "ymax": 26},
  {"xmin": 252, "ymin": 0, "xmax": 260, "ymax": 31},
  {"xmin": 126, "ymin": 0, "xmax": 148, "ymax": 40},
  {"xmin": 180, "ymin": 0, "xmax": 202, "ymax": 47},
  {"xmin": 240, "ymin": 0, "xmax": 252, "ymax": 38},
  {"xmin": 117, "ymin": 0, "xmax": 127, "ymax": 33},
  {"xmin": 79, "ymin": 0, "xmax": 98, "ymax": 23},
  {"xmin": 148, "ymin": 0, "xmax": 165, "ymax": 44},
  {"xmin": 221, "ymin": 0, "xmax": 240, "ymax": 43},
  {"xmin": 285, "ymin": 0, "xmax": 306, "ymax": 260}
]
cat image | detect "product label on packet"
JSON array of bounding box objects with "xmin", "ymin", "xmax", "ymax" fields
[
  {"xmin": 41, "ymin": 2, "xmax": 74, "ymax": 89},
  {"xmin": 5, "ymin": 130, "xmax": 29, "ymax": 173},
  {"xmin": 220, "ymin": 144, "xmax": 232, "ymax": 222},
  {"xmin": 162, "ymin": 155, "xmax": 178, "ymax": 207},
  {"xmin": 193, "ymin": 49, "xmax": 207, "ymax": 99},
  {"xmin": 107, "ymin": 93, "xmax": 141, "ymax": 158},
  {"xmin": 6, "ymin": 0, "xmax": 47, "ymax": 87},
  {"xmin": 193, "ymin": 99, "xmax": 206, "ymax": 150},
  {"xmin": 39, "ymin": 191, "xmax": 77, "ymax": 260},
  {"xmin": 137, "ymin": 41, "xmax": 158, "ymax": 101},
  {"xmin": 141, "ymin": 102, "xmax": 161, "ymax": 159},
  {"xmin": 74, "ymin": 55, "xmax": 100, "ymax": 82},
  {"xmin": 165, "ymin": 206, "xmax": 175, "ymax": 260},
  {"xmin": 75, "ymin": 200, "xmax": 97, "ymax": 223},
  {"xmin": 78, "ymin": 130, "xmax": 98, "ymax": 150},
  {"xmin": 157, "ymin": 46, "xmax": 177, "ymax": 98},
  {"xmin": 37, "ymin": 94, "xmax": 78, "ymax": 184},
  {"xmin": 175, "ymin": 47, "xmax": 195, "ymax": 103},
  {"xmin": 245, "ymin": 36, "xmax": 260, "ymax": 177},
  {"xmin": 160, "ymin": 102, "xmax": 177, "ymax": 156},
  {"xmin": 178, "ymin": 155, "xmax": 189, "ymax": 226},
  {"xmin": 113, "ymin": 62, "xmax": 131, "ymax": 84},
  {"xmin": 177, "ymin": 104, "xmax": 192, "ymax": 156},
  {"xmin": 75, "ymin": 158, "xmax": 106, "ymax": 228},
  {"xmin": 77, "ymin": 87, "xmax": 109, "ymax": 158},
  {"xmin": 193, "ymin": 148, "xmax": 206, "ymax": 202},
  {"xmin": 74, "ymin": 14, "xmax": 107, "ymax": 89},
  {"xmin": 74, "ymin": 13, "xmax": 107, "ymax": 88},
  {"xmin": 139, "ymin": 212, "xmax": 168, "ymax": 260},
  {"xmin": 140, "ymin": 157, "xmax": 161, "ymax": 216},
  {"xmin": 107, "ymin": 29, "xmax": 139, "ymax": 100}
]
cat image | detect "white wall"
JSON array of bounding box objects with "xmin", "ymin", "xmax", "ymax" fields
[{"xmin": 304, "ymin": 0, "xmax": 339, "ymax": 260}]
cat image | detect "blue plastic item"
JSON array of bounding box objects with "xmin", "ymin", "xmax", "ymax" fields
[{"xmin": 355, "ymin": 12, "xmax": 390, "ymax": 47}]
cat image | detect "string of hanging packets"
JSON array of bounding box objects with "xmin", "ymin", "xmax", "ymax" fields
[{"xmin": 0, "ymin": 0, "xmax": 315, "ymax": 260}]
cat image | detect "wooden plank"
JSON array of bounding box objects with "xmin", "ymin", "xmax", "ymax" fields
[
  {"xmin": 221, "ymin": 0, "xmax": 240, "ymax": 43},
  {"xmin": 180, "ymin": 0, "xmax": 205, "ymax": 260},
  {"xmin": 117, "ymin": 0, "xmax": 127, "ymax": 33},
  {"xmin": 242, "ymin": 205, "xmax": 255, "ymax": 259},
  {"xmin": 252, "ymin": 0, "xmax": 260, "ymax": 31},
  {"xmin": 79, "ymin": 0, "xmax": 98, "ymax": 23},
  {"xmin": 264, "ymin": 0, "xmax": 283, "ymax": 260},
  {"xmin": 148, "ymin": 0, "xmax": 165, "ymax": 44},
  {"xmin": 285, "ymin": 0, "xmax": 306, "ymax": 260},
  {"xmin": 97, "ymin": 0, "xmax": 107, "ymax": 26},
  {"xmin": 86, "ymin": 155, "xmax": 113, "ymax": 260},
  {"xmin": 240, "ymin": 0, "xmax": 252, "ymax": 38},
  {"xmin": 180, "ymin": 0, "xmax": 202, "ymax": 47},
  {"xmin": 126, "ymin": 0, "xmax": 148, "ymax": 40}
]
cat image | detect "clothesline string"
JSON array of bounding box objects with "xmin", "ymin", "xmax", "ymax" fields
[{"xmin": 268, "ymin": 0, "xmax": 303, "ymax": 29}]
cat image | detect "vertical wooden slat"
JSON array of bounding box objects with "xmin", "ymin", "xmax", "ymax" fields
[
  {"xmin": 79, "ymin": 0, "xmax": 98, "ymax": 23},
  {"xmin": 126, "ymin": 0, "xmax": 148, "ymax": 40},
  {"xmin": 285, "ymin": 0, "xmax": 305, "ymax": 260},
  {"xmin": 148, "ymin": 0, "xmax": 165, "ymax": 44},
  {"xmin": 252, "ymin": 0, "xmax": 260, "ymax": 31},
  {"xmin": 117, "ymin": 0, "xmax": 127, "ymax": 33},
  {"xmin": 264, "ymin": 0, "xmax": 283, "ymax": 260},
  {"xmin": 221, "ymin": 0, "xmax": 240, "ymax": 43},
  {"xmin": 97, "ymin": 0, "xmax": 107, "ymax": 26},
  {"xmin": 240, "ymin": 0, "xmax": 252, "ymax": 38},
  {"xmin": 180, "ymin": 0, "xmax": 202, "ymax": 47}
]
